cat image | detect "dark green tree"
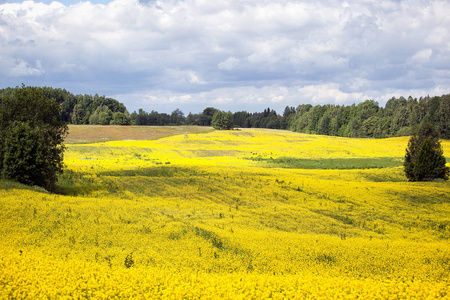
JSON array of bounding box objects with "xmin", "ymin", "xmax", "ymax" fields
[
  {"xmin": 71, "ymin": 103, "xmax": 86, "ymax": 124},
  {"xmin": 148, "ymin": 110, "xmax": 159, "ymax": 125},
  {"xmin": 437, "ymin": 95, "xmax": 450, "ymax": 139},
  {"xmin": 185, "ymin": 112, "xmax": 200, "ymax": 125},
  {"xmin": 2, "ymin": 122, "xmax": 51, "ymax": 187},
  {"xmin": 317, "ymin": 111, "xmax": 331, "ymax": 135},
  {"xmin": 308, "ymin": 105, "xmax": 328, "ymax": 134},
  {"xmin": 233, "ymin": 111, "xmax": 251, "ymax": 128},
  {"xmin": 110, "ymin": 111, "xmax": 131, "ymax": 125},
  {"xmin": 211, "ymin": 110, "xmax": 234, "ymax": 130},
  {"xmin": 133, "ymin": 109, "xmax": 149, "ymax": 125},
  {"xmin": 89, "ymin": 105, "xmax": 113, "ymax": 125},
  {"xmin": 404, "ymin": 123, "xmax": 449, "ymax": 181},
  {"xmin": 281, "ymin": 106, "xmax": 296, "ymax": 129},
  {"xmin": 0, "ymin": 85, "xmax": 68, "ymax": 190},
  {"xmin": 391, "ymin": 105, "xmax": 409, "ymax": 136},
  {"xmin": 170, "ymin": 109, "xmax": 185, "ymax": 125},
  {"xmin": 199, "ymin": 107, "xmax": 217, "ymax": 126}
]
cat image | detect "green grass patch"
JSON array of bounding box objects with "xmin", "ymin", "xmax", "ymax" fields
[
  {"xmin": 0, "ymin": 179, "xmax": 35, "ymax": 190},
  {"xmin": 247, "ymin": 156, "xmax": 404, "ymax": 169}
]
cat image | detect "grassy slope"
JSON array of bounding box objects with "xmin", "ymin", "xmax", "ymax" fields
[{"xmin": 1, "ymin": 127, "xmax": 450, "ymax": 298}]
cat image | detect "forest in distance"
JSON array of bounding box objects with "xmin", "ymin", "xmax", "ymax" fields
[{"xmin": 1, "ymin": 86, "xmax": 449, "ymax": 139}]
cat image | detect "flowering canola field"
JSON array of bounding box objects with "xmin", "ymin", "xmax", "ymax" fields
[{"xmin": 1, "ymin": 127, "xmax": 450, "ymax": 299}]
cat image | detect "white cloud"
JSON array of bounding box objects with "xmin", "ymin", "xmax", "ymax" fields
[
  {"xmin": 117, "ymin": 83, "xmax": 372, "ymax": 114},
  {"xmin": 212, "ymin": 96, "xmax": 233, "ymax": 105},
  {"xmin": 271, "ymin": 95, "xmax": 284, "ymax": 103},
  {"xmin": 298, "ymin": 83, "xmax": 368, "ymax": 105},
  {"xmin": 218, "ymin": 57, "xmax": 240, "ymax": 71},
  {"xmin": 409, "ymin": 49, "xmax": 432, "ymax": 65},
  {"xmin": 164, "ymin": 69, "xmax": 206, "ymax": 85},
  {"xmin": 1, "ymin": 0, "xmax": 450, "ymax": 113},
  {"xmin": 9, "ymin": 59, "xmax": 44, "ymax": 76},
  {"xmin": 169, "ymin": 94, "xmax": 193, "ymax": 104}
]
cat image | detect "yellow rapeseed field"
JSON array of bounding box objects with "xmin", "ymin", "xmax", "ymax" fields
[{"xmin": 1, "ymin": 127, "xmax": 450, "ymax": 299}]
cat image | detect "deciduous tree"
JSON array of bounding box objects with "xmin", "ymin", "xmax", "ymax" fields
[
  {"xmin": 211, "ymin": 110, "xmax": 234, "ymax": 130},
  {"xmin": 0, "ymin": 85, "xmax": 68, "ymax": 190}
]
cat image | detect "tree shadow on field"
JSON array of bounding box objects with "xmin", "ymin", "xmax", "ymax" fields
[{"xmin": 57, "ymin": 169, "xmax": 105, "ymax": 196}]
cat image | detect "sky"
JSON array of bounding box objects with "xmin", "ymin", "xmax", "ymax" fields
[{"xmin": 1, "ymin": 0, "xmax": 450, "ymax": 114}]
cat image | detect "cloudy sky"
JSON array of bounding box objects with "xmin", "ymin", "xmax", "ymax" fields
[{"xmin": 1, "ymin": 0, "xmax": 450, "ymax": 114}]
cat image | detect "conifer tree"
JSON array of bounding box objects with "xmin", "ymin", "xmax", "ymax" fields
[{"xmin": 404, "ymin": 122, "xmax": 449, "ymax": 181}]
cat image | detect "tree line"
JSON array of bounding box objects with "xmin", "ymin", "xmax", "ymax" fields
[
  {"xmin": 289, "ymin": 95, "xmax": 450, "ymax": 139},
  {"xmin": 0, "ymin": 86, "xmax": 131, "ymax": 125},
  {"xmin": 128, "ymin": 95, "xmax": 450, "ymax": 140},
  {"xmin": 130, "ymin": 106, "xmax": 287, "ymax": 129},
  {"xmin": 0, "ymin": 87, "xmax": 289, "ymax": 128},
  {"xmin": 1, "ymin": 86, "xmax": 449, "ymax": 139}
]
